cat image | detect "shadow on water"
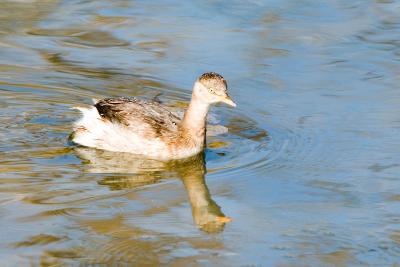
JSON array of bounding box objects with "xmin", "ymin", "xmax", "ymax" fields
[{"xmin": 75, "ymin": 147, "xmax": 231, "ymax": 233}]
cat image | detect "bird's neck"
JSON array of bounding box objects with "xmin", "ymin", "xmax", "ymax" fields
[{"xmin": 181, "ymin": 94, "xmax": 209, "ymax": 141}]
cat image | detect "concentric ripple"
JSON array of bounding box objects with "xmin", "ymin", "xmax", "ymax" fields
[{"xmin": 204, "ymin": 106, "xmax": 331, "ymax": 180}]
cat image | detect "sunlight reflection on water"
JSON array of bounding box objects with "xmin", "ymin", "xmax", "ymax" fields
[{"xmin": 0, "ymin": 0, "xmax": 400, "ymax": 266}]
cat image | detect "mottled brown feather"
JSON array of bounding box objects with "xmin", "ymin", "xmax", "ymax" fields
[{"xmin": 94, "ymin": 97, "xmax": 180, "ymax": 138}]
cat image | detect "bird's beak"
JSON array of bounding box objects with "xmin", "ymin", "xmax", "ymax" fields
[{"xmin": 220, "ymin": 95, "xmax": 236, "ymax": 107}]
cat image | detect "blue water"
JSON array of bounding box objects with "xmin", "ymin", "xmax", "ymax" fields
[{"xmin": 0, "ymin": 0, "xmax": 400, "ymax": 266}]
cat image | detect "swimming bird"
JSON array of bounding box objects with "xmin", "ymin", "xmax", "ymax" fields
[{"xmin": 71, "ymin": 72, "xmax": 236, "ymax": 160}]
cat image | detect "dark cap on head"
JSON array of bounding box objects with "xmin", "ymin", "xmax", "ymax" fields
[
  {"xmin": 196, "ymin": 72, "xmax": 236, "ymax": 107},
  {"xmin": 198, "ymin": 72, "xmax": 227, "ymax": 93}
]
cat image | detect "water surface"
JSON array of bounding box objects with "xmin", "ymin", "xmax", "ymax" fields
[{"xmin": 1, "ymin": 0, "xmax": 400, "ymax": 266}]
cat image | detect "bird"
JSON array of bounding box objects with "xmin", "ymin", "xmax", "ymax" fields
[{"xmin": 70, "ymin": 72, "xmax": 236, "ymax": 160}]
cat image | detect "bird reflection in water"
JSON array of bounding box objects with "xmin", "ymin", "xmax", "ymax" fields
[{"xmin": 74, "ymin": 147, "xmax": 231, "ymax": 233}]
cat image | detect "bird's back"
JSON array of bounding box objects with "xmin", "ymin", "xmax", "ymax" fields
[{"xmin": 94, "ymin": 97, "xmax": 180, "ymax": 137}]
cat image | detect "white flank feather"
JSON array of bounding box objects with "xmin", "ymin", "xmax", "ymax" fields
[{"xmin": 71, "ymin": 107, "xmax": 172, "ymax": 159}]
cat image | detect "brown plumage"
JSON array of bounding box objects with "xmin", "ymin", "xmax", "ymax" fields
[
  {"xmin": 95, "ymin": 97, "xmax": 180, "ymax": 137},
  {"xmin": 71, "ymin": 72, "xmax": 236, "ymax": 160}
]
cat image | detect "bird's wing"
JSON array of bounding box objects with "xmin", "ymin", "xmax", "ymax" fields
[{"xmin": 94, "ymin": 97, "xmax": 180, "ymax": 136}]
